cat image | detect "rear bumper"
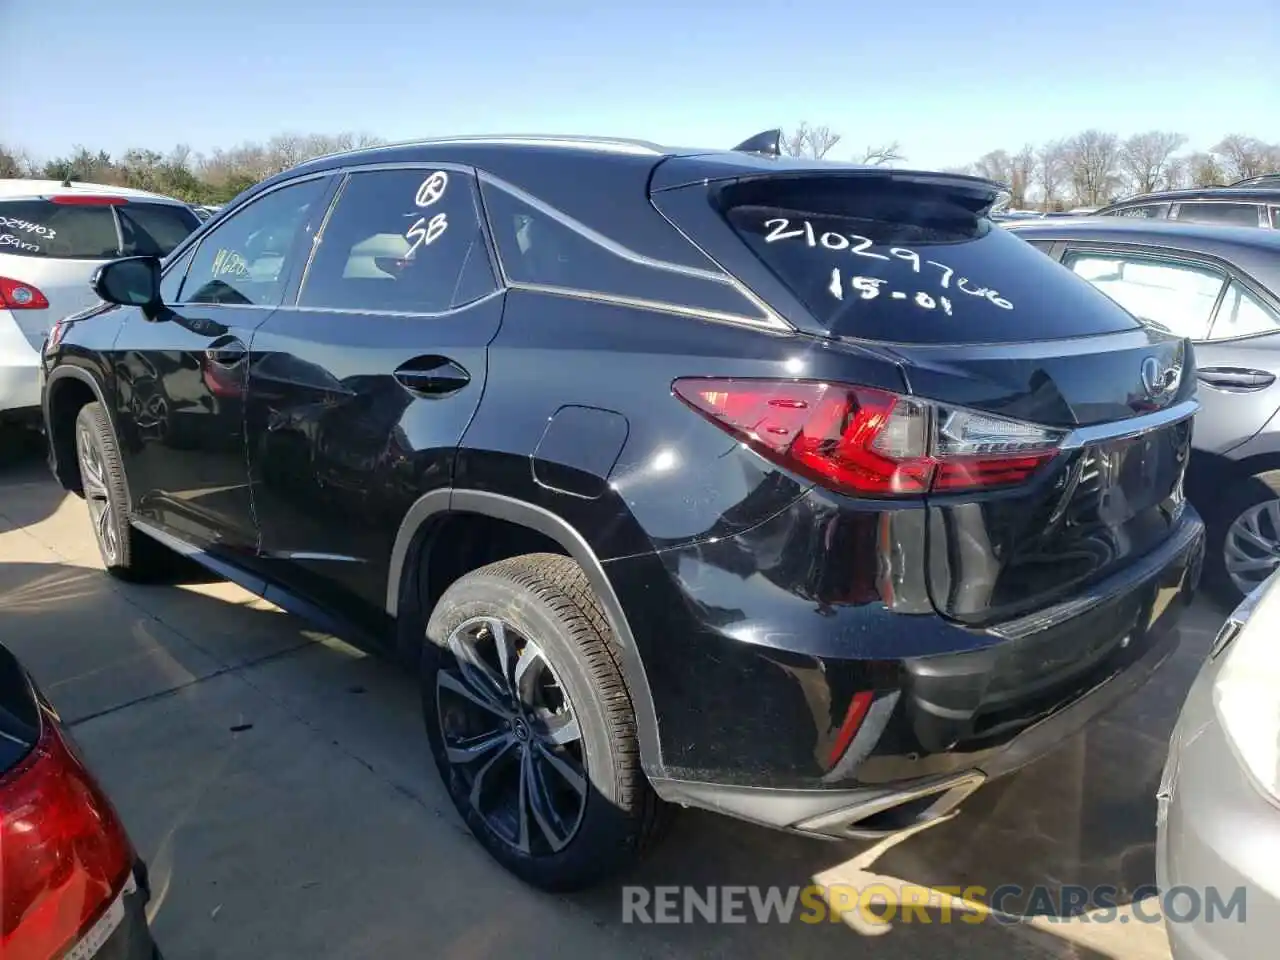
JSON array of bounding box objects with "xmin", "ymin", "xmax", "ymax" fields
[
  {"xmin": 619, "ymin": 507, "xmax": 1203, "ymax": 837},
  {"xmin": 0, "ymin": 314, "xmax": 40, "ymax": 414},
  {"xmin": 89, "ymin": 863, "xmax": 159, "ymax": 960}
]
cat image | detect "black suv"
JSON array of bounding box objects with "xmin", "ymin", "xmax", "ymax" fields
[{"xmin": 41, "ymin": 134, "xmax": 1204, "ymax": 890}]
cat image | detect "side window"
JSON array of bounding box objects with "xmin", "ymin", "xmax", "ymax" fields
[
  {"xmin": 480, "ymin": 178, "xmax": 758, "ymax": 318},
  {"xmin": 183, "ymin": 178, "xmax": 329, "ymax": 306},
  {"xmin": 1107, "ymin": 203, "xmax": 1170, "ymax": 219},
  {"xmin": 1270, "ymin": 206, "xmax": 1280, "ymax": 230},
  {"xmin": 160, "ymin": 244, "xmax": 197, "ymax": 303},
  {"xmin": 298, "ymin": 168, "xmax": 494, "ymax": 313},
  {"xmin": 1173, "ymin": 202, "xmax": 1263, "ymax": 228},
  {"xmin": 1210, "ymin": 282, "xmax": 1280, "ymax": 340},
  {"xmin": 1064, "ymin": 251, "xmax": 1226, "ymax": 340}
]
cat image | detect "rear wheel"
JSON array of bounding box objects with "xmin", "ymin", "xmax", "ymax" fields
[
  {"xmin": 421, "ymin": 553, "xmax": 668, "ymax": 890},
  {"xmin": 1205, "ymin": 469, "xmax": 1280, "ymax": 606},
  {"xmin": 73, "ymin": 403, "xmax": 170, "ymax": 580}
]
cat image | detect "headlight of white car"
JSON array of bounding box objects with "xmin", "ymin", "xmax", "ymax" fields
[{"xmin": 1212, "ymin": 572, "xmax": 1280, "ymax": 804}]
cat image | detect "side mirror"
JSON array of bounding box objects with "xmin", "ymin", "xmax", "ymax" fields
[{"xmin": 92, "ymin": 257, "xmax": 162, "ymax": 317}]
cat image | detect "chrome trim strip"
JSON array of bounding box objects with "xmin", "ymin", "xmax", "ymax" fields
[
  {"xmin": 507, "ymin": 281, "xmax": 792, "ymax": 332},
  {"xmin": 278, "ymin": 289, "xmax": 505, "ymax": 320},
  {"xmin": 1059, "ymin": 398, "xmax": 1199, "ymax": 449}
]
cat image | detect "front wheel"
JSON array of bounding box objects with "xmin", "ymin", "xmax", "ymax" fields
[
  {"xmin": 421, "ymin": 553, "xmax": 669, "ymax": 891},
  {"xmin": 73, "ymin": 402, "xmax": 170, "ymax": 580}
]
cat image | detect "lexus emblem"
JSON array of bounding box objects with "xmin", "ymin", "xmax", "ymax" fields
[{"xmin": 1141, "ymin": 356, "xmax": 1179, "ymax": 400}]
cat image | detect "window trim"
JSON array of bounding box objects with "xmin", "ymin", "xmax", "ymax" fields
[
  {"xmin": 1170, "ymin": 200, "xmax": 1267, "ymax": 228},
  {"xmin": 287, "ymin": 161, "xmax": 500, "ymax": 318},
  {"xmin": 1206, "ymin": 278, "xmax": 1280, "ymax": 343},
  {"xmin": 160, "ymin": 171, "xmax": 336, "ymax": 310},
  {"xmin": 1060, "ymin": 242, "xmax": 1231, "ymax": 343}
]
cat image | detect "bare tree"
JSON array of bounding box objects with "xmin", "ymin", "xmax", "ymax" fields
[
  {"xmin": 973, "ymin": 149, "xmax": 1013, "ymax": 185},
  {"xmin": 782, "ymin": 122, "xmax": 841, "ymax": 160},
  {"xmin": 858, "ymin": 141, "xmax": 903, "ymax": 166},
  {"xmin": 1185, "ymin": 151, "xmax": 1227, "ymax": 187},
  {"xmin": 1064, "ymin": 130, "xmax": 1122, "ymax": 206},
  {"xmin": 1034, "ymin": 140, "xmax": 1069, "ymax": 211},
  {"xmin": 1213, "ymin": 134, "xmax": 1272, "ymax": 182},
  {"xmin": 0, "ymin": 145, "xmax": 23, "ymax": 178},
  {"xmin": 1162, "ymin": 155, "xmax": 1189, "ymax": 191},
  {"xmin": 1011, "ymin": 145, "xmax": 1036, "ymax": 208},
  {"xmin": 1120, "ymin": 131, "xmax": 1187, "ymax": 195}
]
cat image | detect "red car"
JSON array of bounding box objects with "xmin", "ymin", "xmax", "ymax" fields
[{"xmin": 0, "ymin": 642, "xmax": 158, "ymax": 960}]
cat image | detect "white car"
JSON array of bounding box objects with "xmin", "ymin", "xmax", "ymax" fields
[{"xmin": 0, "ymin": 179, "xmax": 201, "ymax": 426}]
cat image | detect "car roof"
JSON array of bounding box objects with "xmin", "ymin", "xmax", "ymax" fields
[
  {"xmin": 0, "ymin": 178, "xmax": 188, "ymax": 205},
  {"xmin": 1006, "ymin": 217, "xmax": 1280, "ymax": 290},
  {"xmin": 1098, "ymin": 186, "xmax": 1280, "ymax": 209},
  {"xmin": 279, "ymin": 134, "xmax": 1003, "ymax": 193}
]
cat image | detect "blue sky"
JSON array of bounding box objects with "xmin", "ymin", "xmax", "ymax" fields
[{"xmin": 3, "ymin": 0, "xmax": 1275, "ymax": 169}]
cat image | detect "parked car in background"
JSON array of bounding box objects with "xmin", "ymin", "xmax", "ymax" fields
[
  {"xmin": 43, "ymin": 135, "xmax": 1203, "ymax": 890},
  {"xmin": 1094, "ymin": 185, "xmax": 1280, "ymax": 230},
  {"xmin": 1230, "ymin": 173, "xmax": 1280, "ymax": 188},
  {"xmin": 1, "ymin": 180, "xmax": 201, "ymax": 430},
  {"xmin": 1158, "ymin": 568, "xmax": 1280, "ymax": 960},
  {"xmin": 1008, "ymin": 218, "xmax": 1280, "ymax": 605},
  {"xmin": 0, "ymin": 640, "xmax": 159, "ymax": 959}
]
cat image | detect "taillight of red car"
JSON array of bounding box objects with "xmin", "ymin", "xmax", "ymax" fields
[
  {"xmin": 1, "ymin": 715, "xmax": 135, "ymax": 960},
  {"xmin": 672, "ymin": 378, "xmax": 1065, "ymax": 497}
]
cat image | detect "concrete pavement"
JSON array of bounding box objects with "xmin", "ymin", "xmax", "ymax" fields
[{"xmin": 0, "ymin": 427, "xmax": 1222, "ymax": 959}]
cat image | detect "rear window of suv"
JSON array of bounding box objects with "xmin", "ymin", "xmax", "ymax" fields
[
  {"xmin": 719, "ymin": 177, "xmax": 1143, "ymax": 344},
  {"xmin": 0, "ymin": 198, "xmax": 198, "ymax": 259}
]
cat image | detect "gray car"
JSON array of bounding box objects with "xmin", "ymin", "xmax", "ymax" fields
[
  {"xmin": 1008, "ymin": 219, "xmax": 1280, "ymax": 605},
  {"xmin": 1157, "ymin": 569, "xmax": 1280, "ymax": 959}
]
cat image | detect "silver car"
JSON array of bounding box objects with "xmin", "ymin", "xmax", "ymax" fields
[
  {"xmin": 1008, "ymin": 218, "xmax": 1280, "ymax": 606},
  {"xmin": 1158, "ymin": 570, "xmax": 1280, "ymax": 959}
]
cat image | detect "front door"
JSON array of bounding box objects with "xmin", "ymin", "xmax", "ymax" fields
[
  {"xmin": 112, "ymin": 175, "xmax": 335, "ymax": 556},
  {"xmin": 244, "ymin": 165, "xmax": 503, "ymax": 631}
]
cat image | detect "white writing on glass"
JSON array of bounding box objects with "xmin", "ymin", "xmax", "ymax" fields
[
  {"xmin": 767, "ymin": 217, "xmax": 1013, "ymax": 310},
  {"xmin": 414, "ymin": 171, "xmax": 449, "ymax": 208},
  {"xmin": 211, "ymin": 248, "xmax": 250, "ymax": 279},
  {"xmin": 830, "ymin": 268, "xmax": 956, "ymax": 315},
  {"xmin": 404, "ymin": 212, "xmax": 448, "ymax": 259},
  {"xmin": 0, "ymin": 233, "xmax": 40, "ymax": 253},
  {"xmin": 0, "ymin": 217, "xmax": 55, "ymax": 240}
]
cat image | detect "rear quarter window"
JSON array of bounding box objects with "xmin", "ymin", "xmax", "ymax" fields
[
  {"xmin": 720, "ymin": 178, "xmax": 1141, "ymax": 344},
  {"xmin": 0, "ymin": 200, "xmax": 120, "ymax": 259}
]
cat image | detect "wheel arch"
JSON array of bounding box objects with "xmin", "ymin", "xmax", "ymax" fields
[
  {"xmin": 387, "ymin": 489, "xmax": 665, "ymax": 779},
  {"xmin": 43, "ymin": 366, "xmax": 111, "ymax": 493}
]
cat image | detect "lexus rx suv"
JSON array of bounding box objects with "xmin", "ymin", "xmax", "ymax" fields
[{"xmin": 41, "ymin": 133, "xmax": 1204, "ymax": 891}]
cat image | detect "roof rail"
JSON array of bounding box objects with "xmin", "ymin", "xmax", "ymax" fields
[{"xmin": 731, "ymin": 129, "xmax": 782, "ymax": 157}]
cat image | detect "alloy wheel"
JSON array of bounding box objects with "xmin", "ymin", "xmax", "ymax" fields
[
  {"xmin": 436, "ymin": 616, "xmax": 587, "ymax": 856},
  {"xmin": 1224, "ymin": 498, "xmax": 1280, "ymax": 596},
  {"xmin": 75, "ymin": 425, "xmax": 119, "ymax": 565}
]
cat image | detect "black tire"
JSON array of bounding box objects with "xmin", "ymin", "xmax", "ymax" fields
[
  {"xmin": 73, "ymin": 402, "xmax": 171, "ymax": 581},
  {"xmin": 1202, "ymin": 468, "xmax": 1280, "ymax": 608},
  {"xmin": 422, "ymin": 553, "xmax": 669, "ymax": 891}
]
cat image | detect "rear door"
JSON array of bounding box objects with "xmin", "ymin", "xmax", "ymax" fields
[
  {"xmin": 654, "ymin": 169, "xmax": 1196, "ymax": 625},
  {"xmin": 244, "ymin": 165, "xmax": 502, "ymax": 631}
]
